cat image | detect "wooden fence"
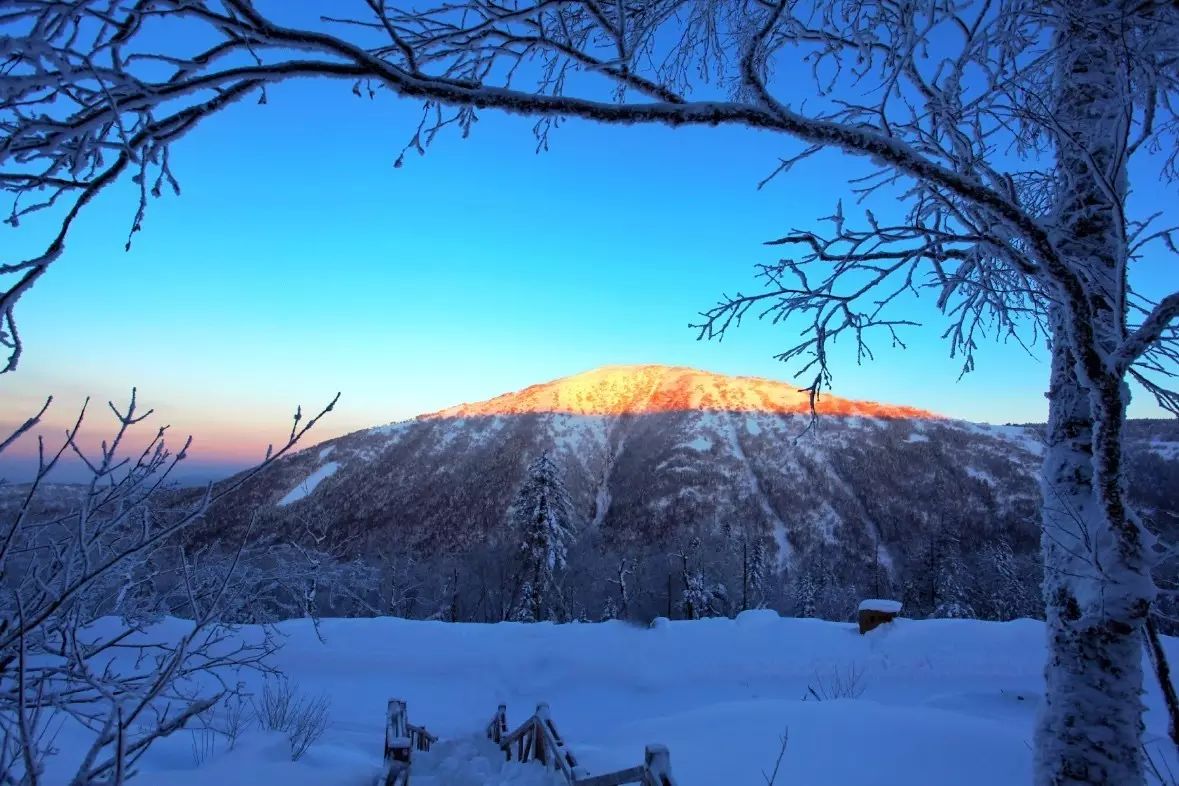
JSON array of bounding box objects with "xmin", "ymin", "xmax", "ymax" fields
[
  {"xmin": 381, "ymin": 699, "xmax": 437, "ymax": 786},
  {"xmin": 488, "ymin": 702, "xmax": 677, "ymax": 786}
]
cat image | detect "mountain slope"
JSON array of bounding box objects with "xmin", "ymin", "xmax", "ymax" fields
[
  {"xmin": 222, "ymin": 366, "xmax": 1034, "ymax": 555},
  {"xmin": 199, "ymin": 365, "xmax": 1068, "ymax": 620}
]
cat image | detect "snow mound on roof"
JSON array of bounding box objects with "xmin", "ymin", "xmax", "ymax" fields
[
  {"xmin": 277, "ymin": 462, "xmax": 339, "ymax": 506},
  {"xmin": 859, "ymin": 599, "xmax": 903, "ymax": 613}
]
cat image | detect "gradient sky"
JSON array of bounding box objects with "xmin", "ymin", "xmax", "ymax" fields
[{"xmin": 1, "ymin": 66, "xmax": 1175, "ymax": 482}]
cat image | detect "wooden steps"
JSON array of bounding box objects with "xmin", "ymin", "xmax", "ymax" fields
[{"xmin": 381, "ymin": 697, "xmax": 677, "ymax": 785}]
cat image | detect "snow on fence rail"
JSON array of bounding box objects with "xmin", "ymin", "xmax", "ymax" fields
[
  {"xmin": 487, "ymin": 702, "xmax": 678, "ymax": 786},
  {"xmin": 381, "ymin": 699, "xmax": 437, "ymax": 786}
]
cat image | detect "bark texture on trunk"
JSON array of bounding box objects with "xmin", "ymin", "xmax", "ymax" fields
[
  {"xmin": 1034, "ymin": 3, "xmax": 1155, "ymax": 784},
  {"xmin": 1037, "ymin": 337, "xmax": 1146, "ymax": 786}
]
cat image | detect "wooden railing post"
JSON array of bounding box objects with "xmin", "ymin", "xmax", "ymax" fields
[
  {"xmin": 385, "ymin": 699, "xmax": 411, "ymax": 765},
  {"xmin": 534, "ymin": 703, "xmax": 550, "ymax": 765},
  {"xmin": 643, "ymin": 744, "xmax": 676, "ymax": 786},
  {"xmin": 488, "ymin": 703, "xmax": 508, "ymax": 748}
]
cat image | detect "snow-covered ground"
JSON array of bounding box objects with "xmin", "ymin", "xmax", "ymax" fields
[{"xmin": 42, "ymin": 613, "xmax": 1179, "ymax": 785}]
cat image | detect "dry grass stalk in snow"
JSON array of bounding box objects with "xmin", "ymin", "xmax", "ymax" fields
[{"xmin": 804, "ymin": 663, "xmax": 867, "ymax": 702}]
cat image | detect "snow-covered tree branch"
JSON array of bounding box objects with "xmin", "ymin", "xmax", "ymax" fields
[{"xmin": 0, "ymin": 389, "xmax": 337, "ymax": 784}]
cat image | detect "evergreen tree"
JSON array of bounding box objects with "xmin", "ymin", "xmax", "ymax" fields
[
  {"xmin": 682, "ymin": 570, "xmax": 728, "ymax": 619},
  {"xmin": 932, "ymin": 539, "xmax": 976, "ymax": 620},
  {"xmin": 510, "ymin": 452, "xmax": 577, "ymax": 622},
  {"xmin": 747, "ymin": 537, "xmax": 767, "ymax": 610},
  {"xmin": 982, "ymin": 538, "xmax": 1038, "ymax": 620},
  {"xmin": 793, "ymin": 570, "xmax": 819, "ymax": 619},
  {"xmin": 792, "ymin": 549, "xmax": 831, "ymax": 618},
  {"xmin": 679, "ymin": 570, "xmax": 705, "ymax": 620}
]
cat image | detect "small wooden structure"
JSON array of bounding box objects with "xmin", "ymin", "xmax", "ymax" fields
[
  {"xmin": 488, "ymin": 702, "xmax": 677, "ymax": 786},
  {"xmin": 858, "ymin": 598, "xmax": 902, "ymax": 634},
  {"xmin": 382, "ymin": 698, "xmax": 437, "ymax": 786}
]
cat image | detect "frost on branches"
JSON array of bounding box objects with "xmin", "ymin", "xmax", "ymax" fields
[
  {"xmin": 510, "ymin": 453, "xmax": 577, "ymax": 623},
  {"xmin": 0, "ymin": 391, "xmax": 336, "ymax": 784},
  {"xmin": 4, "ymin": 1, "xmax": 1179, "ymax": 783}
]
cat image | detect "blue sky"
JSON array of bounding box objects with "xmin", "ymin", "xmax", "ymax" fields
[{"xmin": 1, "ymin": 70, "xmax": 1173, "ymax": 481}]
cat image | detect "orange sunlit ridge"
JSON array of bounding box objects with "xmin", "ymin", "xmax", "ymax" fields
[{"xmin": 420, "ymin": 365, "xmax": 942, "ymax": 421}]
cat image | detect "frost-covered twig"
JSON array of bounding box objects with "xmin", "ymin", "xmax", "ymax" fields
[{"xmin": 0, "ymin": 390, "xmax": 337, "ymax": 783}]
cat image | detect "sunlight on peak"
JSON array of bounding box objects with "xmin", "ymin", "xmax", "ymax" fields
[{"xmin": 424, "ymin": 364, "xmax": 941, "ymax": 420}]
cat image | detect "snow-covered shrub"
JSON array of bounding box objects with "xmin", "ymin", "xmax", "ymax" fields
[
  {"xmin": 253, "ymin": 678, "xmax": 299, "ymax": 733},
  {"xmin": 252, "ymin": 678, "xmax": 332, "ymax": 761},
  {"xmin": 286, "ymin": 693, "xmax": 331, "ymax": 762},
  {"xmin": 220, "ymin": 691, "xmax": 253, "ymax": 751}
]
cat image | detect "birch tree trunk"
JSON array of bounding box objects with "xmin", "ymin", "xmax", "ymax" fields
[
  {"xmin": 1038, "ymin": 337, "xmax": 1147, "ymax": 785},
  {"xmin": 1035, "ymin": 3, "xmax": 1155, "ymax": 784}
]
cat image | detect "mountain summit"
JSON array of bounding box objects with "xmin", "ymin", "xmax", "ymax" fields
[{"xmin": 430, "ymin": 364, "xmax": 938, "ymax": 420}]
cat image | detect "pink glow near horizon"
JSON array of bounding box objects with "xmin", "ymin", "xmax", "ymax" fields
[{"xmin": 0, "ymin": 406, "xmax": 357, "ymax": 469}]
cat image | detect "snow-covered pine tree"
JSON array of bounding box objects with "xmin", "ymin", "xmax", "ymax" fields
[
  {"xmin": 510, "ymin": 452, "xmax": 577, "ymax": 623},
  {"xmin": 513, "ymin": 582, "xmax": 537, "ymax": 623},
  {"xmin": 792, "ymin": 569, "xmax": 819, "ymax": 619},
  {"xmin": 932, "ymin": 559, "xmax": 977, "ymax": 620},
  {"xmin": 676, "ymin": 536, "xmax": 728, "ymax": 619},
  {"xmin": 682, "ymin": 571, "xmax": 709, "ymax": 621},
  {"xmin": 983, "ymin": 538, "xmax": 1039, "ymax": 620},
  {"xmin": 747, "ymin": 537, "xmax": 768, "ymax": 611}
]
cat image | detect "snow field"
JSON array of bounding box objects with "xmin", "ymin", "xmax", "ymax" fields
[{"xmin": 45, "ymin": 611, "xmax": 1179, "ymax": 785}]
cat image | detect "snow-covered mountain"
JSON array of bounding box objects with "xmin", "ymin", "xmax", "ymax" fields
[
  {"xmin": 215, "ymin": 365, "xmax": 1032, "ymax": 546},
  {"xmin": 199, "ymin": 366, "xmax": 1065, "ymax": 611}
]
